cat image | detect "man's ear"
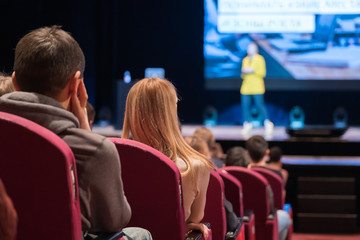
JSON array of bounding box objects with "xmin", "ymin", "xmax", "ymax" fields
[
  {"xmin": 12, "ymin": 72, "xmax": 21, "ymax": 91},
  {"xmin": 67, "ymin": 71, "xmax": 82, "ymax": 96}
]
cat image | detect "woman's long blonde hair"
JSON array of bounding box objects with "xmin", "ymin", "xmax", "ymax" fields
[{"xmin": 122, "ymin": 77, "xmax": 215, "ymax": 176}]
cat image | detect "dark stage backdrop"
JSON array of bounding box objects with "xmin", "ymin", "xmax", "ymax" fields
[{"xmin": 1, "ymin": 0, "xmax": 360, "ymax": 125}]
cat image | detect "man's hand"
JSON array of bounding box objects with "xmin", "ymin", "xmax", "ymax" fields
[
  {"xmin": 70, "ymin": 79, "xmax": 91, "ymax": 131},
  {"xmin": 186, "ymin": 223, "xmax": 209, "ymax": 239},
  {"xmin": 0, "ymin": 179, "xmax": 17, "ymax": 240}
]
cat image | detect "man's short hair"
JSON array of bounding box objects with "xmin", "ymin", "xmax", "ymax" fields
[
  {"xmin": 246, "ymin": 135, "xmax": 268, "ymax": 163},
  {"xmin": 269, "ymin": 146, "xmax": 282, "ymax": 163},
  {"xmin": 14, "ymin": 25, "xmax": 85, "ymax": 96},
  {"xmin": 0, "ymin": 73, "xmax": 14, "ymax": 97},
  {"xmin": 225, "ymin": 146, "xmax": 250, "ymax": 168}
]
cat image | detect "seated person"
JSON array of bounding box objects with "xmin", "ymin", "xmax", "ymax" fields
[
  {"xmin": 0, "ymin": 26, "xmax": 151, "ymax": 240},
  {"xmin": 267, "ymin": 146, "xmax": 288, "ymax": 185},
  {"xmin": 86, "ymin": 102, "xmax": 96, "ymax": 128},
  {"xmin": 225, "ymin": 146, "xmax": 250, "ymax": 168},
  {"xmin": 0, "ymin": 73, "xmax": 14, "ymax": 97},
  {"xmin": 185, "ymin": 136, "xmax": 239, "ymax": 233},
  {"xmin": 122, "ymin": 77, "xmax": 215, "ymax": 239},
  {"xmin": 246, "ymin": 135, "xmax": 290, "ymax": 240},
  {"xmin": 184, "ymin": 136, "xmax": 211, "ymax": 159},
  {"xmin": 193, "ymin": 127, "xmax": 225, "ymax": 168},
  {"xmin": 246, "ymin": 136, "xmax": 283, "ymax": 179},
  {"xmin": 0, "ymin": 179, "xmax": 17, "ymax": 240}
]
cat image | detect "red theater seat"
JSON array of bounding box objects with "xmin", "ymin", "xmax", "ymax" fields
[
  {"xmin": 203, "ymin": 170, "xmax": 245, "ymax": 240},
  {"xmin": 0, "ymin": 112, "xmax": 124, "ymax": 240},
  {"xmin": 0, "ymin": 111, "xmax": 82, "ymax": 240},
  {"xmin": 222, "ymin": 166, "xmax": 279, "ymax": 240},
  {"xmin": 251, "ymin": 167, "xmax": 293, "ymax": 240},
  {"xmin": 109, "ymin": 138, "xmax": 211, "ymax": 240},
  {"xmin": 219, "ymin": 169, "xmax": 255, "ymax": 240}
]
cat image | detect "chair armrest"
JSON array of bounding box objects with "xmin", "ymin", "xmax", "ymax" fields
[
  {"xmin": 92, "ymin": 231, "xmax": 124, "ymax": 240},
  {"xmin": 185, "ymin": 222, "xmax": 210, "ymax": 240},
  {"xmin": 243, "ymin": 209, "xmax": 254, "ymax": 222},
  {"xmin": 225, "ymin": 218, "xmax": 244, "ymax": 240},
  {"xmin": 267, "ymin": 208, "xmax": 277, "ymax": 220}
]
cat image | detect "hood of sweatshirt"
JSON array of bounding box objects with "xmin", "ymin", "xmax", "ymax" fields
[{"xmin": 0, "ymin": 91, "xmax": 79, "ymax": 135}]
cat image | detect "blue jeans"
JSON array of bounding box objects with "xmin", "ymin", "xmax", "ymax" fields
[
  {"xmin": 277, "ymin": 210, "xmax": 291, "ymax": 240},
  {"xmin": 241, "ymin": 94, "xmax": 268, "ymax": 123},
  {"xmin": 123, "ymin": 227, "xmax": 153, "ymax": 240}
]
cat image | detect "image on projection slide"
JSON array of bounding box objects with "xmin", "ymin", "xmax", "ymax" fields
[{"xmin": 204, "ymin": 0, "xmax": 360, "ymax": 81}]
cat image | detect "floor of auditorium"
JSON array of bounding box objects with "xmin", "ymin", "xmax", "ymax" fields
[{"xmin": 293, "ymin": 233, "xmax": 360, "ymax": 240}]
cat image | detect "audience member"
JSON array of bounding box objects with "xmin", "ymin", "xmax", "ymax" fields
[
  {"xmin": 246, "ymin": 136, "xmax": 283, "ymax": 179},
  {"xmin": 122, "ymin": 77, "xmax": 215, "ymax": 239},
  {"xmin": 184, "ymin": 136, "xmax": 211, "ymax": 159},
  {"xmin": 185, "ymin": 136, "xmax": 239, "ymax": 233},
  {"xmin": 246, "ymin": 135, "xmax": 290, "ymax": 240},
  {"xmin": 267, "ymin": 146, "xmax": 289, "ymax": 185},
  {"xmin": 0, "ymin": 179, "xmax": 17, "ymax": 240},
  {"xmin": 193, "ymin": 127, "xmax": 225, "ymax": 168},
  {"xmin": 0, "ymin": 26, "xmax": 151, "ymax": 239},
  {"xmin": 86, "ymin": 101, "xmax": 96, "ymax": 127},
  {"xmin": 0, "ymin": 73, "xmax": 14, "ymax": 97},
  {"xmin": 225, "ymin": 146, "xmax": 250, "ymax": 168}
]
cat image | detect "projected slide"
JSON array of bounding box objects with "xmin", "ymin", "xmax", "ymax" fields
[{"xmin": 204, "ymin": 0, "xmax": 360, "ymax": 87}]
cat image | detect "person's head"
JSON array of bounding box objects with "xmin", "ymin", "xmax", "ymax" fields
[
  {"xmin": 269, "ymin": 146, "xmax": 282, "ymax": 163},
  {"xmin": 86, "ymin": 102, "xmax": 96, "ymax": 127},
  {"xmin": 122, "ymin": 77, "xmax": 215, "ymax": 175},
  {"xmin": 193, "ymin": 127, "xmax": 215, "ymax": 148},
  {"xmin": 0, "ymin": 73, "xmax": 14, "ymax": 97},
  {"xmin": 225, "ymin": 146, "xmax": 250, "ymax": 168},
  {"xmin": 13, "ymin": 26, "xmax": 85, "ymax": 99},
  {"xmin": 185, "ymin": 136, "xmax": 211, "ymax": 159},
  {"xmin": 247, "ymin": 42, "xmax": 258, "ymax": 57},
  {"xmin": 246, "ymin": 135, "xmax": 269, "ymax": 163}
]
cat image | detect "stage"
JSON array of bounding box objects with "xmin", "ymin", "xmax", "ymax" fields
[{"xmin": 93, "ymin": 125, "xmax": 360, "ymax": 156}]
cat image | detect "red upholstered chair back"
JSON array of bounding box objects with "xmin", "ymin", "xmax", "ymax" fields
[
  {"xmin": 0, "ymin": 111, "xmax": 81, "ymax": 240},
  {"xmin": 222, "ymin": 166, "xmax": 278, "ymax": 240},
  {"xmin": 203, "ymin": 170, "xmax": 227, "ymax": 240},
  {"xmin": 218, "ymin": 169, "xmax": 244, "ymax": 218},
  {"xmin": 251, "ymin": 167, "xmax": 285, "ymax": 210},
  {"xmin": 109, "ymin": 138, "xmax": 185, "ymax": 240}
]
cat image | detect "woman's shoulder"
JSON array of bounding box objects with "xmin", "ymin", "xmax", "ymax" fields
[{"xmin": 176, "ymin": 157, "xmax": 211, "ymax": 173}]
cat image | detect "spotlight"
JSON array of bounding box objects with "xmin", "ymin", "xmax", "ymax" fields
[
  {"xmin": 203, "ymin": 106, "xmax": 218, "ymax": 127},
  {"xmin": 289, "ymin": 106, "xmax": 304, "ymax": 129},
  {"xmin": 333, "ymin": 107, "xmax": 348, "ymax": 128}
]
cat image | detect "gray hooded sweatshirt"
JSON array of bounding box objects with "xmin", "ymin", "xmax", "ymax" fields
[{"xmin": 0, "ymin": 91, "xmax": 131, "ymax": 233}]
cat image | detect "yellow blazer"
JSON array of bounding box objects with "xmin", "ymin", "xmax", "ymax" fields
[{"xmin": 240, "ymin": 54, "xmax": 266, "ymax": 95}]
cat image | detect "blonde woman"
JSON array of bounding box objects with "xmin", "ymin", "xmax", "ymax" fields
[{"xmin": 122, "ymin": 77, "xmax": 215, "ymax": 239}]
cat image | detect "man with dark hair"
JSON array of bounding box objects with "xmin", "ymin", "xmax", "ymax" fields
[
  {"xmin": 246, "ymin": 135, "xmax": 282, "ymax": 178},
  {"xmin": 267, "ymin": 146, "xmax": 289, "ymax": 185},
  {"xmin": 0, "ymin": 26, "xmax": 151, "ymax": 239},
  {"xmin": 246, "ymin": 135, "xmax": 290, "ymax": 240}
]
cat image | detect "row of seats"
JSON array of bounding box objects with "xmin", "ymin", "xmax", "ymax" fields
[{"xmin": 0, "ymin": 111, "xmax": 292, "ymax": 240}]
